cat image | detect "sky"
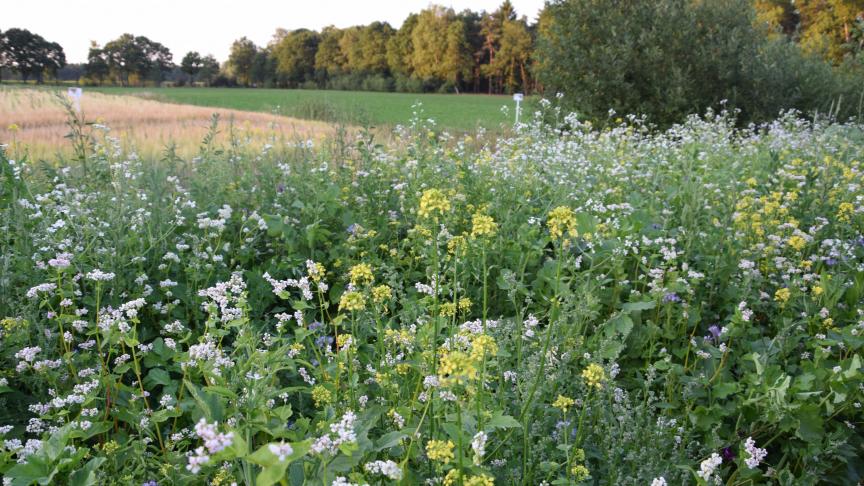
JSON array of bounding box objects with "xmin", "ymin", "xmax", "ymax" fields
[{"xmin": 3, "ymin": 0, "xmax": 546, "ymax": 64}]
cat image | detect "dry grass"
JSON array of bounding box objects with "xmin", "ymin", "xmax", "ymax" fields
[{"xmin": 0, "ymin": 88, "xmax": 340, "ymax": 158}]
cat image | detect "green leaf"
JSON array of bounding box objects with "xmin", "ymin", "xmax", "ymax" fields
[
  {"xmin": 795, "ymin": 405, "xmax": 824, "ymax": 443},
  {"xmin": 486, "ymin": 413, "xmax": 521, "ymax": 431},
  {"xmin": 145, "ymin": 368, "xmax": 173, "ymax": 388},
  {"xmin": 712, "ymin": 382, "xmax": 738, "ymax": 399},
  {"xmin": 69, "ymin": 457, "xmax": 105, "ymax": 486},
  {"xmin": 622, "ymin": 300, "xmax": 655, "ymax": 312},
  {"xmin": 375, "ymin": 430, "xmax": 410, "ymax": 451}
]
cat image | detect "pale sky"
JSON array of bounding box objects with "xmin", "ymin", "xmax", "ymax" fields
[{"xmin": 3, "ymin": 0, "xmax": 546, "ymax": 64}]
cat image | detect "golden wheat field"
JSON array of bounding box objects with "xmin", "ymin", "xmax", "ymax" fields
[{"xmin": 0, "ymin": 88, "xmax": 339, "ymax": 158}]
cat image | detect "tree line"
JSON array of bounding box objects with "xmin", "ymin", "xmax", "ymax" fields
[{"xmin": 2, "ymin": 0, "xmax": 863, "ymax": 123}]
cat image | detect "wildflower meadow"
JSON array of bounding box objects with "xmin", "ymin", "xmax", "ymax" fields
[{"xmin": 1, "ymin": 102, "xmax": 863, "ymax": 485}]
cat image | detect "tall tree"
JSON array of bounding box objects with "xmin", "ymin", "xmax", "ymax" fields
[
  {"xmin": 488, "ymin": 16, "xmax": 533, "ymax": 93},
  {"xmin": 798, "ymin": 0, "xmax": 864, "ymax": 62},
  {"xmin": 227, "ymin": 37, "xmax": 257, "ymax": 86},
  {"xmin": 272, "ymin": 29, "xmax": 319, "ymax": 87},
  {"xmin": 480, "ymin": 1, "xmax": 517, "ymax": 93},
  {"xmin": 0, "ymin": 28, "xmax": 66, "ymax": 83},
  {"xmin": 85, "ymin": 41, "xmax": 109, "ymax": 85},
  {"xmin": 315, "ymin": 26, "xmax": 347, "ymax": 79},
  {"xmin": 198, "ymin": 55, "xmax": 220, "ymax": 86},
  {"xmin": 181, "ymin": 51, "xmax": 203, "ymax": 83},
  {"xmin": 410, "ymin": 6, "xmax": 473, "ymax": 90},
  {"xmin": 386, "ymin": 13, "xmax": 419, "ymax": 79},
  {"xmin": 102, "ymin": 34, "xmax": 172, "ymax": 86}
]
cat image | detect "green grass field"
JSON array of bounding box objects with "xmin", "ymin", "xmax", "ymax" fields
[{"xmin": 88, "ymin": 86, "xmax": 516, "ymax": 130}]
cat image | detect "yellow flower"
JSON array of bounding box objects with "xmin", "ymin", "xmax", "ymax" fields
[
  {"xmin": 812, "ymin": 285, "xmax": 823, "ymax": 296},
  {"xmin": 553, "ymin": 394, "xmax": 576, "ymax": 412},
  {"xmin": 7, "ymin": 123, "xmax": 19, "ymax": 133},
  {"xmin": 448, "ymin": 235, "xmax": 468, "ymax": 255},
  {"xmin": 438, "ymin": 350, "xmax": 477, "ymax": 386},
  {"xmin": 787, "ymin": 235, "xmax": 806, "ymax": 251},
  {"xmin": 372, "ymin": 285, "xmax": 392, "ymax": 303},
  {"xmin": 581, "ymin": 363, "xmax": 606, "ymax": 389},
  {"xmin": 348, "ymin": 263, "xmax": 374, "ymax": 285},
  {"xmin": 823, "ymin": 317, "xmax": 834, "ymax": 328},
  {"xmin": 571, "ymin": 464, "xmax": 591, "ymax": 482},
  {"xmin": 458, "ymin": 297, "xmax": 472, "ymax": 312},
  {"xmin": 426, "ymin": 439, "xmax": 455, "ymax": 464},
  {"xmin": 471, "ymin": 212, "xmax": 498, "ymax": 238},
  {"xmin": 774, "ymin": 287, "xmax": 791, "ymax": 304},
  {"xmin": 838, "ymin": 202, "xmax": 855, "ymax": 223},
  {"xmin": 307, "ymin": 261, "xmax": 326, "ymax": 282},
  {"xmin": 547, "ymin": 206, "xmax": 578, "ymax": 240},
  {"xmin": 311, "ymin": 386, "xmax": 332, "ymax": 407},
  {"xmin": 440, "ymin": 302, "xmax": 457, "ymax": 317},
  {"xmin": 470, "ymin": 334, "xmax": 498, "ymax": 362},
  {"xmin": 418, "ymin": 189, "xmax": 451, "ymax": 219},
  {"xmin": 464, "ymin": 474, "xmax": 495, "ymax": 486},
  {"xmin": 338, "ymin": 291, "xmax": 366, "ymax": 312},
  {"xmin": 336, "ymin": 333, "xmax": 353, "ymax": 350}
]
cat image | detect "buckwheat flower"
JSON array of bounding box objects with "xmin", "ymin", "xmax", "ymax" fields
[
  {"xmin": 743, "ymin": 437, "xmax": 767, "ymax": 469},
  {"xmin": 186, "ymin": 446, "xmax": 210, "ymax": 473},
  {"xmin": 471, "ymin": 431, "xmax": 487, "ymax": 465},
  {"xmin": 86, "ymin": 269, "xmax": 115, "ymax": 282},
  {"xmin": 268, "ymin": 441, "xmax": 294, "ymax": 461},
  {"xmin": 651, "ymin": 478, "xmax": 667, "ymax": 486},
  {"xmin": 14, "ymin": 347, "xmax": 41, "ymax": 363},
  {"xmin": 697, "ymin": 452, "xmax": 723, "ymax": 481},
  {"xmin": 364, "ymin": 460, "xmax": 403, "ymax": 480},
  {"xmin": 26, "ymin": 283, "xmax": 56, "ymax": 299}
]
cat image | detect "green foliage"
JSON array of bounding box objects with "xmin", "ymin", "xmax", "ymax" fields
[
  {"xmin": 2, "ymin": 101, "xmax": 864, "ymax": 485},
  {"xmin": 536, "ymin": 0, "xmax": 860, "ymax": 126},
  {"xmin": 0, "ymin": 28, "xmax": 66, "ymax": 84}
]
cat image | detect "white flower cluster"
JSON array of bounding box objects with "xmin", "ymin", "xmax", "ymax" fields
[
  {"xmin": 743, "ymin": 437, "xmax": 767, "ymax": 469},
  {"xmin": 311, "ymin": 410, "xmax": 357, "ymax": 455},
  {"xmin": 364, "ymin": 459, "xmax": 403, "ymax": 480},
  {"xmin": 471, "ymin": 431, "xmax": 487, "ymax": 465},
  {"xmin": 186, "ymin": 419, "xmax": 234, "ymax": 474},
  {"xmin": 264, "ymin": 272, "xmax": 314, "ymax": 301},
  {"xmin": 697, "ymin": 452, "xmax": 722, "ymax": 482},
  {"xmin": 268, "ymin": 441, "xmax": 294, "ymax": 461},
  {"xmin": 198, "ymin": 272, "xmax": 246, "ymax": 323},
  {"xmin": 185, "ymin": 338, "xmax": 234, "ymax": 376}
]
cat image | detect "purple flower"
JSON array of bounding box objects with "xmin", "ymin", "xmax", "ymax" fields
[
  {"xmin": 142, "ymin": 481, "xmax": 158, "ymax": 486},
  {"xmin": 277, "ymin": 183, "xmax": 285, "ymax": 194},
  {"xmin": 825, "ymin": 258, "xmax": 838, "ymax": 266},
  {"xmin": 663, "ymin": 292, "xmax": 681, "ymax": 304},
  {"xmin": 308, "ymin": 321, "xmax": 323, "ymax": 331},
  {"xmin": 708, "ymin": 325, "xmax": 722, "ymax": 341},
  {"xmin": 722, "ymin": 446, "xmax": 736, "ymax": 461}
]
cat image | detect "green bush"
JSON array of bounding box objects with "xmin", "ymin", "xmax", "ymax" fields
[{"xmin": 536, "ymin": 0, "xmax": 858, "ymax": 126}]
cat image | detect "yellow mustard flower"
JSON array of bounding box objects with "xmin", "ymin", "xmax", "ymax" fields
[
  {"xmin": 426, "ymin": 439, "xmax": 455, "ymax": 464},
  {"xmin": 348, "ymin": 263, "xmax": 374, "ymax": 286},
  {"xmin": 418, "ymin": 189, "xmax": 451, "ymax": 219},
  {"xmin": 339, "ymin": 291, "xmax": 366, "ymax": 312},
  {"xmin": 582, "ymin": 363, "xmax": 606, "ymax": 389}
]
